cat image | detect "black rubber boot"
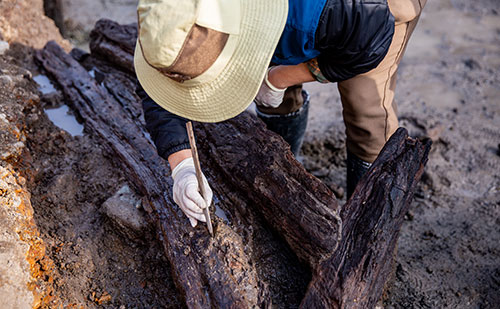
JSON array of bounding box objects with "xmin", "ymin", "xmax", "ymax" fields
[
  {"xmin": 256, "ymin": 90, "xmax": 310, "ymax": 157},
  {"xmin": 346, "ymin": 151, "xmax": 372, "ymax": 199}
]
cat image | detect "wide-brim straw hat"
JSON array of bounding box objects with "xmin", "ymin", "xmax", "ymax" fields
[{"xmin": 134, "ymin": 0, "xmax": 288, "ymax": 123}]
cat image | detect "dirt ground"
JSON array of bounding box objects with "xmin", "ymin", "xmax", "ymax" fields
[{"xmin": 0, "ymin": 0, "xmax": 499, "ymax": 308}]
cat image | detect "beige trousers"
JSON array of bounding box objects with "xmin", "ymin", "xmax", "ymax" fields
[
  {"xmin": 260, "ymin": 0, "xmax": 427, "ymax": 163},
  {"xmin": 339, "ymin": 0, "xmax": 427, "ymax": 162}
]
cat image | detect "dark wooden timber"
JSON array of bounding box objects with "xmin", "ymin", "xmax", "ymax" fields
[
  {"xmin": 89, "ymin": 19, "xmax": 137, "ymax": 73},
  {"xmin": 36, "ymin": 19, "xmax": 431, "ymax": 308},
  {"xmin": 300, "ymin": 129, "xmax": 431, "ymax": 308},
  {"xmin": 194, "ymin": 119, "xmax": 343, "ymax": 267}
]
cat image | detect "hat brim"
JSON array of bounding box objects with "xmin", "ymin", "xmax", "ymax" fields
[{"xmin": 134, "ymin": 0, "xmax": 288, "ymax": 123}]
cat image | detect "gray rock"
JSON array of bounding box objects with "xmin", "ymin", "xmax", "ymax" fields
[
  {"xmin": 0, "ymin": 41, "xmax": 9, "ymax": 55},
  {"xmin": 0, "ymin": 75, "xmax": 13, "ymax": 90},
  {"xmin": 102, "ymin": 184, "xmax": 149, "ymax": 241},
  {"xmin": 60, "ymin": 0, "xmax": 137, "ymax": 45}
]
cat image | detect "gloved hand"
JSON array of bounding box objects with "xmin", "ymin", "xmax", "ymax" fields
[
  {"xmin": 171, "ymin": 157, "xmax": 213, "ymax": 227},
  {"xmin": 254, "ymin": 67, "xmax": 287, "ymax": 108}
]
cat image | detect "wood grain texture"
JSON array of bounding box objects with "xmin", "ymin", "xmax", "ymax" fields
[{"xmin": 301, "ymin": 129, "xmax": 431, "ymax": 308}]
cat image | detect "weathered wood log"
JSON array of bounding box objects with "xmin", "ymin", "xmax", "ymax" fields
[
  {"xmin": 36, "ymin": 19, "xmax": 431, "ymax": 308},
  {"xmin": 195, "ymin": 119, "xmax": 342, "ymax": 267},
  {"xmin": 36, "ymin": 41, "xmax": 270, "ymax": 308},
  {"xmin": 300, "ymin": 129, "xmax": 430, "ymax": 308},
  {"xmin": 89, "ymin": 20, "xmax": 137, "ymax": 73},
  {"xmin": 195, "ymin": 122, "xmax": 430, "ymax": 309}
]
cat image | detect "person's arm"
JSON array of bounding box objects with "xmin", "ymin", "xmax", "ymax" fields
[
  {"xmin": 136, "ymin": 83, "xmax": 211, "ymax": 228},
  {"xmin": 137, "ymin": 84, "xmax": 191, "ymax": 164},
  {"xmin": 254, "ymin": 62, "xmax": 315, "ymax": 108},
  {"xmin": 168, "ymin": 149, "xmax": 192, "ymax": 171},
  {"xmin": 267, "ymin": 62, "xmax": 315, "ymax": 89}
]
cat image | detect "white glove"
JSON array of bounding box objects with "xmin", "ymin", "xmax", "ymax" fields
[
  {"xmin": 171, "ymin": 157, "xmax": 213, "ymax": 227},
  {"xmin": 254, "ymin": 67, "xmax": 287, "ymax": 108}
]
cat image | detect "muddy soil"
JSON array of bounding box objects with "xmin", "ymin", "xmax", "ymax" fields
[
  {"xmin": 25, "ymin": 100, "xmax": 182, "ymax": 308},
  {"xmin": 44, "ymin": 0, "xmax": 500, "ymax": 308}
]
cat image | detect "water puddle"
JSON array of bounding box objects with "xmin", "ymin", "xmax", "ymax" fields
[
  {"xmin": 33, "ymin": 74, "xmax": 84, "ymax": 136},
  {"xmin": 33, "ymin": 74, "xmax": 56, "ymax": 94},
  {"xmin": 44, "ymin": 105, "xmax": 84, "ymax": 136}
]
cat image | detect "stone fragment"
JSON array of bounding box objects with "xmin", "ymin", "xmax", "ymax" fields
[
  {"xmin": 0, "ymin": 75, "xmax": 13, "ymax": 90},
  {"xmin": 0, "ymin": 40, "xmax": 9, "ymax": 55},
  {"xmin": 0, "ymin": 167, "xmax": 34, "ymax": 309},
  {"xmin": 96, "ymin": 292, "xmax": 112, "ymax": 304},
  {"xmin": 0, "ymin": 166, "xmax": 58, "ymax": 308},
  {"xmin": 102, "ymin": 184, "xmax": 149, "ymax": 241}
]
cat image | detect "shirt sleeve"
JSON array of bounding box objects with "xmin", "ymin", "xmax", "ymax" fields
[
  {"xmin": 306, "ymin": 58, "xmax": 329, "ymax": 83},
  {"xmin": 315, "ymin": 0, "xmax": 395, "ymax": 82},
  {"xmin": 136, "ymin": 82, "xmax": 191, "ymax": 160}
]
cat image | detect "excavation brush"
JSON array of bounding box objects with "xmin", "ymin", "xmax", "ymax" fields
[{"xmin": 186, "ymin": 122, "xmax": 214, "ymax": 236}]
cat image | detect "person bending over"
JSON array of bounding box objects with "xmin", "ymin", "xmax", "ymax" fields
[{"xmin": 134, "ymin": 0, "xmax": 426, "ymax": 227}]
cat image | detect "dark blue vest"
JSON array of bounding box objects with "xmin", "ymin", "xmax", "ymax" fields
[{"xmin": 271, "ymin": 0, "xmax": 327, "ymax": 65}]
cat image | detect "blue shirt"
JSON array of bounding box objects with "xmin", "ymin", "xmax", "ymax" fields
[{"xmin": 271, "ymin": 0, "xmax": 327, "ymax": 65}]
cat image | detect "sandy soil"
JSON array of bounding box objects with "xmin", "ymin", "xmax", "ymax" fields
[{"xmin": 0, "ymin": 0, "xmax": 498, "ymax": 307}]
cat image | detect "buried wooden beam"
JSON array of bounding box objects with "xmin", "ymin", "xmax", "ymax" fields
[{"xmin": 300, "ymin": 129, "xmax": 431, "ymax": 308}]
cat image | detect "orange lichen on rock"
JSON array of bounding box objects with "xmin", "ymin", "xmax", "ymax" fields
[
  {"xmin": 96, "ymin": 292, "xmax": 112, "ymax": 305},
  {"xmin": 0, "ymin": 166, "xmax": 60, "ymax": 308},
  {"xmin": 0, "ymin": 46, "xmax": 61, "ymax": 308},
  {"xmin": 66, "ymin": 304, "xmax": 85, "ymax": 309}
]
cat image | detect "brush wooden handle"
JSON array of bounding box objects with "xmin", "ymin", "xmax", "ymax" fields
[{"xmin": 186, "ymin": 121, "xmax": 213, "ymax": 236}]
